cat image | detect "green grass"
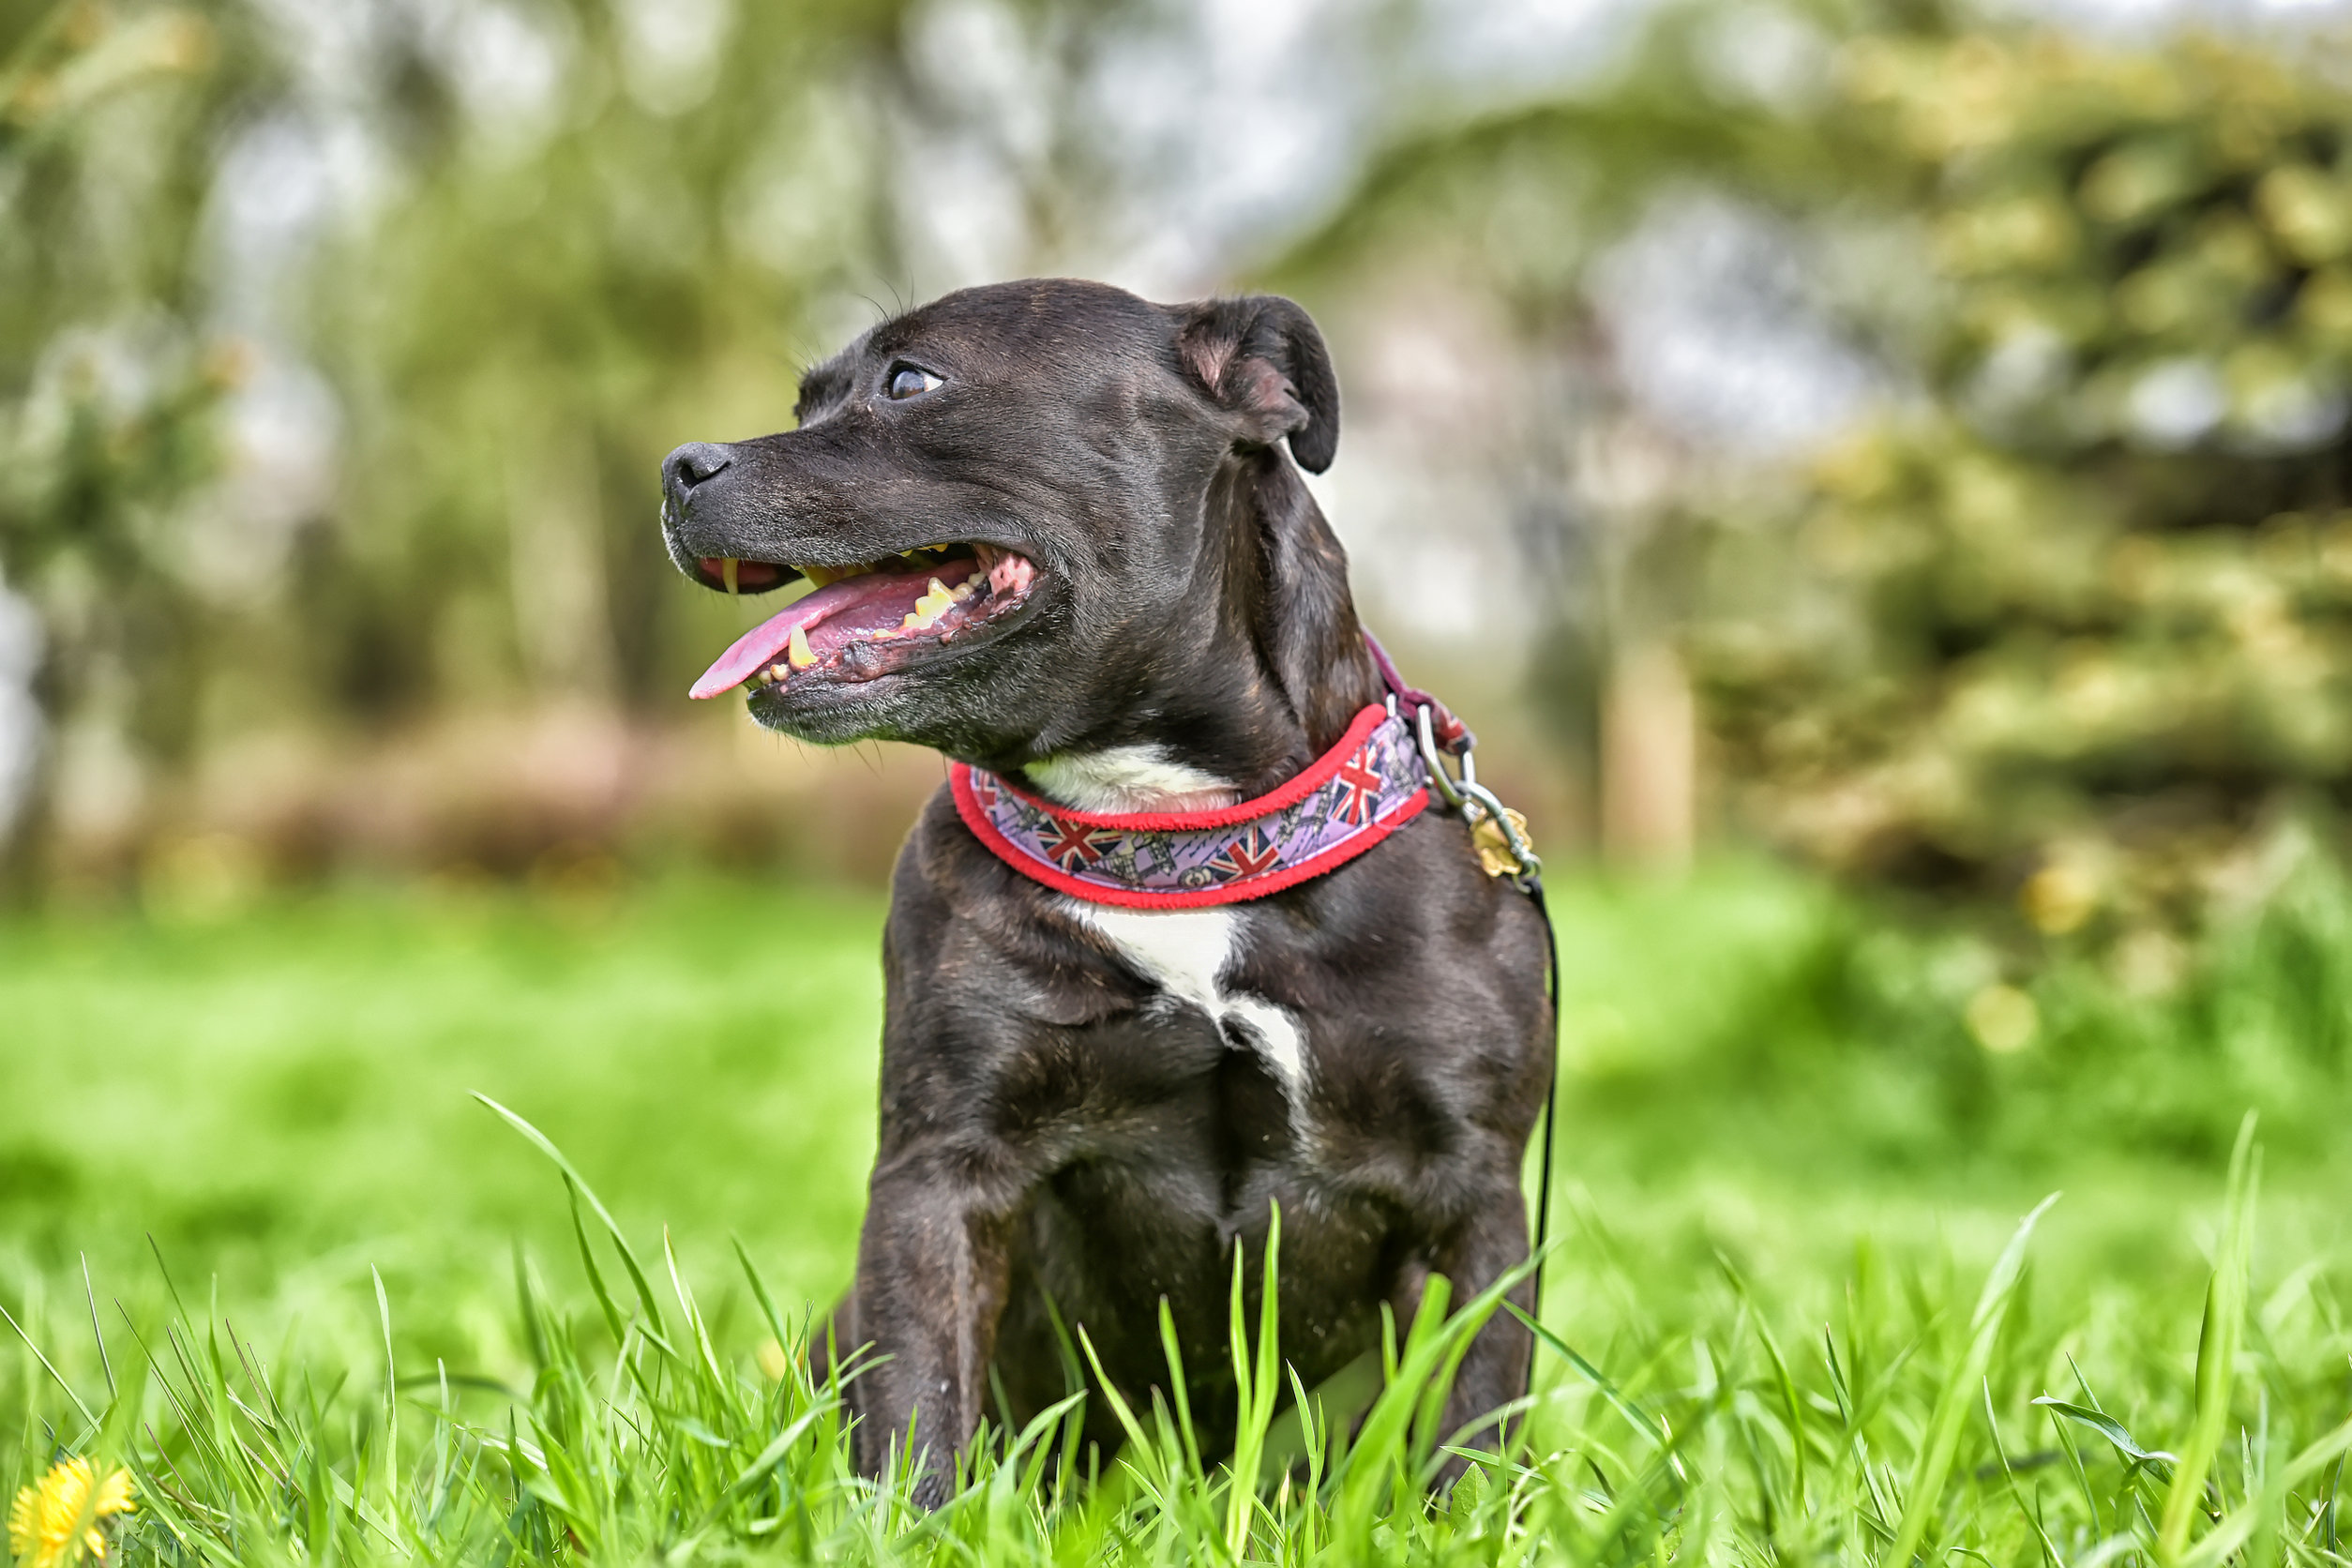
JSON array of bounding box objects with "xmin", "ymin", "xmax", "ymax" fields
[
  {"xmin": 0, "ymin": 878, "xmax": 888, "ymax": 1312},
  {"xmin": 5, "ymin": 862, "xmax": 2352, "ymax": 1564}
]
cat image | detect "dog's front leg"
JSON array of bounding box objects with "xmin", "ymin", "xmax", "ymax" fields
[
  {"xmin": 845, "ymin": 1157, "xmax": 1016, "ymax": 1504},
  {"xmin": 1392, "ymin": 1182, "xmax": 1536, "ymax": 1473}
]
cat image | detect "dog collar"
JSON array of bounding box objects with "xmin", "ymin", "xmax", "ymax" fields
[{"xmin": 952, "ymin": 701, "xmax": 1431, "ymax": 910}]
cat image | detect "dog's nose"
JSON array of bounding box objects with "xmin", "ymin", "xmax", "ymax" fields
[{"xmin": 661, "ymin": 442, "xmax": 733, "ymax": 511}]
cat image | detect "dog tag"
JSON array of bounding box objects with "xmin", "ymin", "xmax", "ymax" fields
[{"xmin": 1471, "ymin": 807, "xmax": 1534, "ymax": 879}]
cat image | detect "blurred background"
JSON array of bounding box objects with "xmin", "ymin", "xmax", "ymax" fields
[{"xmin": 10, "ymin": 0, "xmax": 2352, "ymax": 1323}]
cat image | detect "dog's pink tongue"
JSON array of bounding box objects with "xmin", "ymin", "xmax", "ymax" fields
[{"xmin": 689, "ymin": 576, "xmax": 882, "ymax": 699}]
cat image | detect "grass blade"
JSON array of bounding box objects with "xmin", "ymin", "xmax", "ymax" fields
[
  {"xmin": 2159, "ymin": 1115, "xmax": 2258, "ymax": 1563},
  {"xmin": 476, "ymin": 1093, "xmax": 669, "ymax": 1337},
  {"xmin": 1877, "ymin": 1192, "xmax": 2057, "ymax": 1567}
]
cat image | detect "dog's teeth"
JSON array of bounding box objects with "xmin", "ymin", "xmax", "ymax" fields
[
  {"xmin": 906, "ymin": 578, "xmax": 960, "ymax": 630},
  {"xmin": 722, "ymin": 557, "xmax": 740, "ymax": 596},
  {"xmin": 767, "ymin": 662, "xmax": 789, "ymax": 683},
  {"xmin": 787, "ymin": 624, "xmax": 816, "ymax": 669},
  {"xmin": 958, "ymin": 571, "xmax": 982, "ymax": 596}
]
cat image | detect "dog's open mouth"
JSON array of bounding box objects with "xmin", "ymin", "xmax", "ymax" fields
[{"xmin": 688, "ymin": 543, "xmax": 1040, "ymax": 699}]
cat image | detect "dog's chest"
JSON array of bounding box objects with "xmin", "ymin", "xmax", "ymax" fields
[{"xmin": 1063, "ymin": 902, "xmax": 1305, "ymax": 1093}]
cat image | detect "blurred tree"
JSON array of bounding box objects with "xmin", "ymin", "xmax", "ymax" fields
[
  {"xmin": 1287, "ymin": 2, "xmax": 2352, "ymax": 942},
  {"xmin": 0, "ymin": 0, "xmax": 256, "ymax": 890},
  {"xmin": 293, "ymin": 0, "xmax": 912, "ymax": 726},
  {"xmin": 0, "ymin": 0, "xmax": 925, "ymax": 891},
  {"xmin": 1696, "ymin": 29, "xmax": 2352, "ymax": 947}
]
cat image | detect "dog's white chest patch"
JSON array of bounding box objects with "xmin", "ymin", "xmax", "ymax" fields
[
  {"xmin": 1025, "ymin": 746, "xmax": 1236, "ymax": 814},
  {"xmin": 1064, "ymin": 903, "xmax": 1305, "ymax": 1090}
]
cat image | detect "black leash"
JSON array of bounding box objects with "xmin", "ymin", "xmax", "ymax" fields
[{"xmin": 1518, "ymin": 872, "xmax": 1561, "ymax": 1385}]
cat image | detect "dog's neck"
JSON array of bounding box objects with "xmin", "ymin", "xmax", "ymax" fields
[
  {"xmin": 1018, "ymin": 452, "xmax": 1381, "ymax": 814},
  {"xmin": 1025, "ymin": 746, "xmax": 1241, "ymax": 813},
  {"xmin": 1017, "ymin": 665, "xmax": 1301, "ymax": 810}
]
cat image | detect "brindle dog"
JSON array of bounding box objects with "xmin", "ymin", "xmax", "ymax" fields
[{"xmin": 658, "ymin": 279, "xmax": 1552, "ymax": 1501}]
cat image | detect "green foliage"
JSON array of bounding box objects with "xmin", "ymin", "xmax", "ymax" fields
[
  {"xmin": 1289, "ymin": 3, "xmax": 2352, "ymax": 934},
  {"xmin": 295, "ymin": 0, "xmax": 910, "ymax": 723},
  {"xmin": 0, "ymin": 2, "xmax": 255, "ymax": 790},
  {"xmin": 1544, "ymin": 852, "xmax": 2352, "ymax": 1179},
  {"xmin": 1691, "ymin": 23, "xmax": 2352, "ymax": 937},
  {"xmin": 0, "ymin": 0, "xmax": 923, "ymax": 889}
]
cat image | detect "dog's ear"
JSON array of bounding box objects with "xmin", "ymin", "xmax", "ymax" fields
[{"xmin": 1174, "ymin": 295, "xmax": 1340, "ymax": 474}]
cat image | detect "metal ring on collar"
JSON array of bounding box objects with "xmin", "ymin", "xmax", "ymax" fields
[
  {"xmin": 1415, "ymin": 702, "xmax": 1473, "ymax": 807},
  {"xmin": 1415, "ymin": 703, "xmax": 1541, "ymax": 879}
]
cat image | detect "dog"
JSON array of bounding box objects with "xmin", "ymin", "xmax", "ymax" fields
[{"xmin": 657, "ymin": 279, "xmax": 1554, "ymax": 1500}]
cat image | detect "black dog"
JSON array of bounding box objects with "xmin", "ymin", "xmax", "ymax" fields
[{"xmin": 658, "ymin": 279, "xmax": 1553, "ymax": 1499}]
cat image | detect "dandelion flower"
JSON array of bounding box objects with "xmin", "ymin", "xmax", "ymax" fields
[{"xmin": 8, "ymin": 1457, "xmax": 134, "ymax": 1568}]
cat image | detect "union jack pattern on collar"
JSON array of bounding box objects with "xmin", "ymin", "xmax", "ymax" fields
[{"xmin": 950, "ymin": 703, "xmax": 1430, "ymax": 909}]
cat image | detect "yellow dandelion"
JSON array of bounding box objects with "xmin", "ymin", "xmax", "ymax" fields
[{"xmin": 8, "ymin": 1457, "xmax": 134, "ymax": 1568}]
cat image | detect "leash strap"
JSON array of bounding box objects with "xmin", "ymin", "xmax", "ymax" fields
[
  {"xmin": 1363, "ymin": 631, "xmax": 1473, "ymax": 754},
  {"xmin": 1522, "ymin": 873, "xmax": 1560, "ymax": 1386}
]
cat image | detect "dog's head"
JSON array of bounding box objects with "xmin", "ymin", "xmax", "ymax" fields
[{"xmin": 658, "ymin": 279, "xmax": 1370, "ymax": 777}]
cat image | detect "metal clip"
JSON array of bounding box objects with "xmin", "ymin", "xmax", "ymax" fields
[{"xmin": 1414, "ymin": 703, "xmax": 1541, "ymax": 880}]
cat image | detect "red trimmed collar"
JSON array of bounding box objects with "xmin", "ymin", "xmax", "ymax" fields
[{"xmin": 952, "ymin": 702, "xmax": 1430, "ymax": 909}]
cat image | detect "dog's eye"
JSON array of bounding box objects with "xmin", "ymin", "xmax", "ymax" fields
[{"xmin": 886, "ymin": 366, "xmax": 943, "ymax": 400}]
